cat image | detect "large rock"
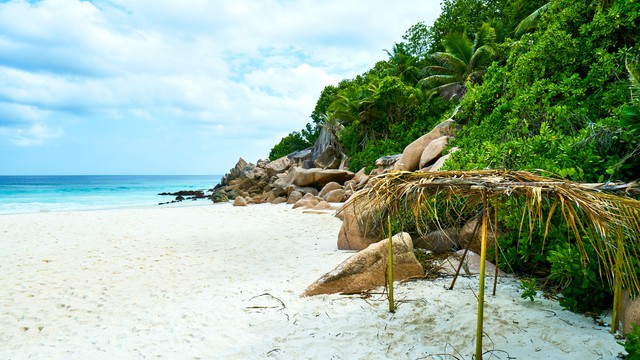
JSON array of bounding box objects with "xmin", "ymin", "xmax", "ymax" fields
[
  {"xmin": 419, "ymin": 135, "xmax": 449, "ymax": 169},
  {"xmin": 290, "ymin": 167, "xmax": 354, "ymax": 188},
  {"xmin": 314, "ymin": 145, "xmax": 341, "ymax": 169},
  {"xmin": 313, "ymin": 200, "xmax": 333, "ymax": 211},
  {"xmin": 395, "ymin": 119, "xmax": 456, "ymax": 171},
  {"xmin": 310, "ymin": 124, "xmax": 345, "ymax": 169},
  {"xmin": 324, "ymin": 189, "xmax": 346, "ymax": 203},
  {"xmin": 292, "ymin": 193, "xmax": 323, "ymax": 209},
  {"xmin": 622, "ymin": 291, "xmax": 640, "ymax": 335},
  {"xmin": 414, "ymin": 228, "xmax": 460, "ymax": 254},
  {"xmin": 221, "ymin": 158, "xmax": 251, "ymax": 185},
  {"xmin": 272, "ymin": 167, "xmax": 352, "ymax": 192},
  {"xmin": 440, "ymin": 250, "xmax": 506, "ymax": 276},
  {"xmin": 459, "ymin": 218, "xmax": 500, "ymax": 255},
  {"xmin": 289, "ymin": 148, "xmax": 313, "ymax": 167},
  {"xmin": 318, "ymin": 182, "xmax": 342, "ymax": 198},
  {"xmin": 375, "ymin": 154, "xmax": 401, "ymax": 174},
  {"xmin": 286, "ymin": 191, "xmax": 303, "ymax": 204},
  {"xmin": 210, "ymin": 189, "xmax": 229, "ymax": 203},
  {"xmin": 232, "ymin": 196, "xmax": 248, "ymax": 207},
  {"xmin": 271, "ymin": 197, "xmax": 287, "ymax": 204},
  {"xmin": 430, "ymin": 153, "xmax": 451, "ymax": 172},
  {"xmin": 337, "ymin": 202, "xmax": 384, "ymax": 250},
  {"xmin": 264, "ymin": 156, "xmax": 292, "ymax": 177},
  {"xmin": 303, "ymin": 233, "xmax": 424, "ymax": 296}
]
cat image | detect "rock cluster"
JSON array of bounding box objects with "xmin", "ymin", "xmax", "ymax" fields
[
  {"xmin": 158, "ymin": 190, "xmax": 210, "ymax": 205},
  {"xmin": 216, "ymin": 107, "xmax": 508, "ymax": 296},
  {"xmin": 213, "ymin": 156, "xmax": 369, "ymax": 208},
  {"xmin": 371, "ymin": 107, "xmax": 461, "ymax": 174}
]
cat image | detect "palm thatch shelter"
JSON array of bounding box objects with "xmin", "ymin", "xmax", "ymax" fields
[{"xmin": 343, "ymin": 169, "xmax": 640, "ymax": 359}]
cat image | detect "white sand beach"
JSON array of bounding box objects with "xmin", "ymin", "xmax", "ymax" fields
[{"xmin": 0, "ymin": 203, "xmax": 624, "ymax": 359}]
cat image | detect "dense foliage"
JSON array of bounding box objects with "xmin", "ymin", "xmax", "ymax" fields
[
  {"xmin": 269, "ymin": 0, "xmax": 640, "ymax": 313},
  {"xmin": 624, "ymin": 324, "xmax": 640, "ymax": 359}
]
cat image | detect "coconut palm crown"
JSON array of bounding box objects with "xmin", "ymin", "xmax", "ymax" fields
[{"xmin": 418, "ymin": 25, "xmax": 495, "ymax": 101}]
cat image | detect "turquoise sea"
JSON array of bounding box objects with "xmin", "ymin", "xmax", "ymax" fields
[{"xmin": 0, "ymin": 175, "xmax": 221, "ymax": 215}]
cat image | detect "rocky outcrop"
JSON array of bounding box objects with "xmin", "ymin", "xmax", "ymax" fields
[
  {"xmin": 215, "ymin": 107, "xmax": 466, "ymax": 209},
  {"xmin": 373, "ymin": 154, "xmax": 402, "ymax": 175},
  {"xmin": 459, "ymin": 217, "xmax": 500, "ymax": 255},
  {"xmin": 395, "ymin": 119, "xmax": 457, "ymax": 172},
  {"xmin": 622, "ymin": 291, "xmax": 640, "ymax": 335},
  {"xmin": 303, "ymin": 233, "xmax": 424, "ymax": 296},
  {"xmin": 216, "ymin": 152, "xmax": 356, "ymax": 208},
  {"xmin": 319, "ymin": 182, "xmax": 342, "ymax": 198},
  {"xmin": 414, "ymin": 228, "xmax": 460, "ymax": 254},
  {"xmin": 324, "ymin": 189, "xmax": 346, "ymax": 203},
  {"xmin": 439, "ymin": 250, "xmax": 505, "ymax": 276},
  {"xmin": 291, "ymin": 168, "xmax": 354, "ymax": 188},
  {"xmin": 337, "ymin": 202, "xmax": 385, "ymax": 250},
  {"xmin": 292, "ymin": 193, "xmax": 323, "ymax": 209},
  {"xmin": 210, "ymin": 188, "xmax": 230, "ymax": 203},
  {"xmin": 419, "ymin": 135, "xmax": 449, "ymax": 169},
  {"xmin": 311, "ymin": 123, "xmax": 345, "ymax": 169},
  {"xmin": 233, "ymin": 196, "xmax": 248, "ymax": 207},
  {"xmin": 264, "ymin": 156, "xmax": 292, "ymax": 176}
]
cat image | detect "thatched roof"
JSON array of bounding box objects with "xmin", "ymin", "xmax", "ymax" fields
[{"xmin": 345, "ymin": 170, "xmax": 640, "ymax": 293}]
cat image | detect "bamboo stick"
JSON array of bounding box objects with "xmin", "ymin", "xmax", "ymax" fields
[
  {"xmin": 611, "ymin": 241, "xmax": 623, "ymax": 333},
  {"xmin": 387, "ymin": 215, "xmax": 395, "ymax": 313},
  {"xmin": 475, "ymin": 191, "xmax": 489, "ymax": 359}
]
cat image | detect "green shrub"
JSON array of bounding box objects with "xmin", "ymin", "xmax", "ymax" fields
[
  {"xmin": 520, "ymin": 278, "xmax": 539, "ymax": 302},
  {"xmin": 547, "ymin": 243, "xmax": 612, "ymax": 313},
  {"xmin": 623, "ymin": 324, "xmax": 640, "ymax": 360}
]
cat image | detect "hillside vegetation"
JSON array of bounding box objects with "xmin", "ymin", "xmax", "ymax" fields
[{"xmin": 270, "ymin": 0, "xmax": 640, "ymax": 313}]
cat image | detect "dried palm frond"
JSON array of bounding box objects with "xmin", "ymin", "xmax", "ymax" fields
[
  {"xmin": 347, "ymin": 170, "xmax": 640, "ymax": 289},
  {"xmin": 342, "ymin": 169, "xmax": 640, "ymax": 357}
]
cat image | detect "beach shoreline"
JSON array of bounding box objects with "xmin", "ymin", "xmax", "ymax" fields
[{"xmin": 0, "ymin": 203, "xmax": 624, "ymax": 359}]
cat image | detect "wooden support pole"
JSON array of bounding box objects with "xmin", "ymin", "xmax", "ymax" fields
[
  {"xmin": 611, "ymin": 240, "xmax": 623, "ymax": 333},
  {"xmin": 387, "ymin": 215, "xmax": 395, "ymax": 313},
  {"xmin": 475, "ymin": 191, "xmax": 488, "ymax": 360}
]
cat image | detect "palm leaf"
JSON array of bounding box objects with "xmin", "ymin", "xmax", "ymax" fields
[
  {"xmin": 474, "ymin": 23, "xmax": 496, "ymax": 51},
  {"xmin": 421, "ymin": 65, "xmax": 457, "ymax": 76},
  {"xmin": 467, "ymin": 45, "xmax": 494, "ymax": 76},
  {"xmin": 430, "ymin": 52, "xmax": 467, "ymax": 73},
  {"xmin": 418, "ymin": 75, "xmax": 460, "ymax": 90},
  {"xmin": 442, "ymin": 33, "xmax": 473, "ymax": 66},
  {"xmin": 514, "ymin": 2, "xmax": 551, "ymax": 38}
]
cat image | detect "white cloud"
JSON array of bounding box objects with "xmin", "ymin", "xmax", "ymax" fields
[
  {"xmin": 0, "ymin": 0, "xmax": 441, "ymax": 173},
  {"xmin": 0, "ymin": 123, "xmax": 63, "ymax": 146}
]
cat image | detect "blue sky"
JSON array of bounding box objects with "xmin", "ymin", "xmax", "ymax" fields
[{"xmin": 0, "ymin": 0, "xmax": 441, "ymax": 175}]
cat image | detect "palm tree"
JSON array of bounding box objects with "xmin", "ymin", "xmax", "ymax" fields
[
  {"xmin": 513, "ymin": 2, "xmax": 551, "ymax": 38},
  {"xmin": 329, "ymin": 83, "xmax": 379, "ymax": 151},
  {"xmin": 344, "ymin": 170, "xmax": 640, "ymax": 359},
  {"xmin": 418, "ymin": 25, "xmax": 495, "ymax": 101},
  {"xmin": 383, "ymin": 42, "xmax": 420, "ymax": 85},
  {"xmin": 330, "ymin": 84, "xmax": 374, "ymax": 126}
]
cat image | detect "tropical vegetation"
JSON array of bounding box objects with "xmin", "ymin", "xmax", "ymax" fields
[{"xmin": 270, "ymin": 0, "xmax": 640, "ymax": 317}]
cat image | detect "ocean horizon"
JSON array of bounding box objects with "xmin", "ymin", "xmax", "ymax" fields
[{"xmin": 0, "ymin": 175, "xmax": 222, "ymax": 215}]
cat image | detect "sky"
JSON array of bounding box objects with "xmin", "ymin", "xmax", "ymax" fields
[{"xmin": 0, "ymin": 0, "xmax": 441, "ymax": 175}]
